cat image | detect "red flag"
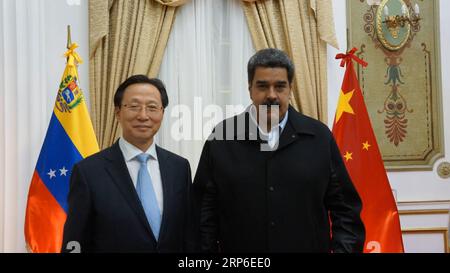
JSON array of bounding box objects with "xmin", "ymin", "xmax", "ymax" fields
[{"xmin": 332, "ymin": 48, "xmax": 404, "ymax": 253}]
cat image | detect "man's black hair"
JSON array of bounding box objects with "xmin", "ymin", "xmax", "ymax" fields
[
  {"xmin": 247, "ymin": 48, "xmax": 295, "ymax": 85},
  {"xmin": 114, "ymin": 74, "xmax": 169, "ymax": 109}
]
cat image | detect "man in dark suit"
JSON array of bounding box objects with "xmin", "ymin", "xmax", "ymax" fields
[
  {"xmin": 193, "ymin": 48, "xmax": 365, "ymax": 253},
  {"xmin": 62, "ymin": 75, "xmax": 196, "ymax": 253}
]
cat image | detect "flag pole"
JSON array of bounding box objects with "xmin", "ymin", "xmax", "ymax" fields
[{"xmin": 67, "ymin": 25, "xmax": 72, "ymax": 49}]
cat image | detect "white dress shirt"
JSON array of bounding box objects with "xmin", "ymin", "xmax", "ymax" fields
[
  {"xmin": 119, "ymin": 137, "xmax": 164, "ymax": 213},
  {"xmin": 249, "ymin": 105, "xmax": 289, "ymax": 149}
]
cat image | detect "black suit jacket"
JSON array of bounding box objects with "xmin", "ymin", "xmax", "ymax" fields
[
  {"xmin": 62, "ymin": 141, "xmax": 196, "ymax": 253},
  {"xmin": 193, "ymin": 106, "xmax": 365, "ymax": 253}
]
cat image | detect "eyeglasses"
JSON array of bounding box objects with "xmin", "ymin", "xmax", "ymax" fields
[{"xmin": 121, "ymin": 103, "xmax": 163, "ymax": 114}]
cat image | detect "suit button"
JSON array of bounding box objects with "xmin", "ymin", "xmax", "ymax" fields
[{"xmin": 269, "ymin": 186, "xmax": 274, "ymax": 192}]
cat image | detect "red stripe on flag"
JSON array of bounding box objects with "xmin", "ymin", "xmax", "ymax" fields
[{"xmin": 24, "ymin": 171, "xmax": 67, "ymax": 253}]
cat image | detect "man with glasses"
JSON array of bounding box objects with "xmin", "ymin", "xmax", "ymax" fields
[{"xmin": 62, "ymin": 75, "xmax": 196, "ymax": 253}]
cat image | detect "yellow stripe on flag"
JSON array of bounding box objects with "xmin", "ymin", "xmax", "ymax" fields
[
  {"xmin": 54, "ymin": 103, "xmax": 99, "ymax": 158},
  {"xmin": 53, "ymin": 43, "xmax": 99, "ymax": 158}
]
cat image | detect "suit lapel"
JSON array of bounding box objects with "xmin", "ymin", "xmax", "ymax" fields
[
  {"xmin": 103, "ymin": 142, "xmax": 154, "ymax": 239},
  {"xmin": 276, "ymin": 106, "xmax": 317, "ymax": 151},
  {"xmin": 155, "ymin": 146, "xmax": 172, "ymax": 244},
  {"xmin": 277, "ymin": 120, "xmax": 298, "ymax": 151}
]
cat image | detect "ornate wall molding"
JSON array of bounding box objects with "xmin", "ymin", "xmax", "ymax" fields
[{"xmin": 348, "ymin": 0, "xmax": 444, "ymax": 170}]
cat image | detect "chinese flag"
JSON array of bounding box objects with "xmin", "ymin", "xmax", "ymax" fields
[{"xmin": 332, "ymin": 48, "xmax": 404, "ymax": 253}]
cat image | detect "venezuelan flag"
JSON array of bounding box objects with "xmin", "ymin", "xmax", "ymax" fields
[{"xmin": 24, "ymin": 43, "xmax": 99, "ymax": 253}]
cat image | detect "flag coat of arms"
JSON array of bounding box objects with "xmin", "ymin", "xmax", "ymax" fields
[
  {"xmin": 24, "ymin": 43, "xmax": 99, "ymax": 253},
  {"xmin": 332, "ymin": 48, "xmax": 404, "ymax": 253}
]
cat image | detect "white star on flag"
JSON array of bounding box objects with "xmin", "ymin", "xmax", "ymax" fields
[
  {"xmin": 47, "ymin": 169, "xmax": 56, "ymax": 179},
  {"xmin": 60, "ymin": 167, "xmax": 68, "ymax": 176}
]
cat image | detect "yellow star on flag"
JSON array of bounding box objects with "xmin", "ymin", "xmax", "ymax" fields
[
  {"xmin": 343, "ymin": 151, "xmax": 353, "ymax": 162},
  {"xmin": 363, "ymin": 141, "xmax": 371, "ymax": 151},
  {"xmin": 335, "ymin": 89, "xmax": 355, "ymax": 124}
]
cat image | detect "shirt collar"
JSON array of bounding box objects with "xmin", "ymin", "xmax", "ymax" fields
[
  {"xmin": 248, "ymin": 104, "xmax": 289, "ymax": 135},
  {"xmin": 119, "ymin": 137, "xmax": 158, "ymax": 162},
  {"xmin": 279, "ymin": 110, "xmax": 289, "ymax": 131}
]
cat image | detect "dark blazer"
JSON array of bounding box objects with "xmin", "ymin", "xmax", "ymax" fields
[
  {"xmin": 62, "ymin": 141, "xmax": 196, "ymax": 253},
  {"xmin": 193, "ymin": 106, "xmax": 365, "ymax": 253}
]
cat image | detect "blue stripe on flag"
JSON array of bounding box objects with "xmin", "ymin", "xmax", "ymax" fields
[{"xmin": 35, "ymin": 113, "xmax": 83, "ymax": 212}]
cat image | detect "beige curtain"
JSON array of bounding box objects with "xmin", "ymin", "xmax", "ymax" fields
[
  {"xmin": 89, "ymin": 0, "xmax": 187, "ymax": 149},
  {"xmin": 241, "ymin": 0, "xmax": 338, "ymax": 123}
]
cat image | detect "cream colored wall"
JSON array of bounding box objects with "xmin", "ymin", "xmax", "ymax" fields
[{"xmin": 327, "ymin": 0, "xmax": 450, "ymax": 252}]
